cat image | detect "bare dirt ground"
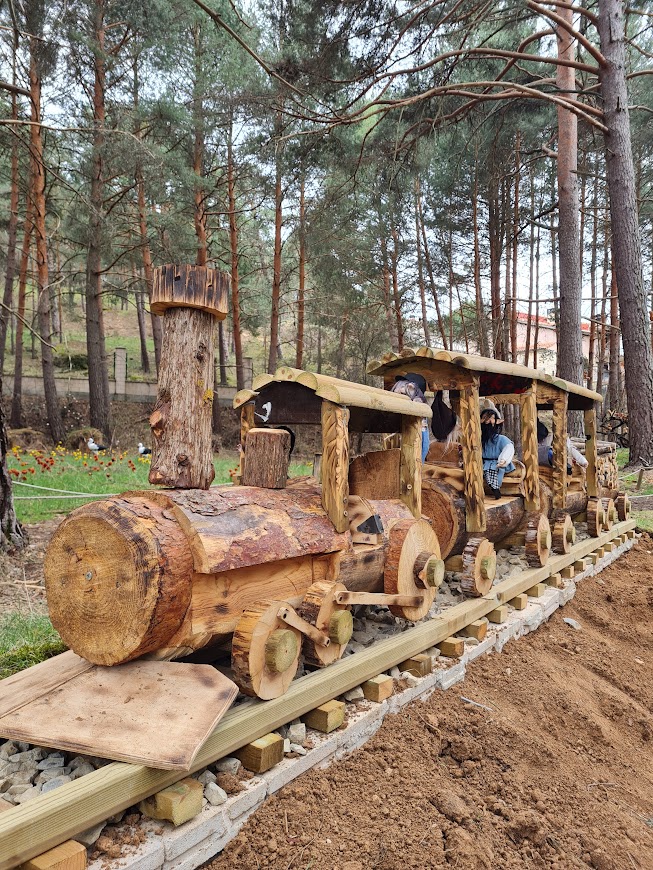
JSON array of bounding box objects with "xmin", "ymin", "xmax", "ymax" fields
[
  {"xmin": 206, "ymin": 536, "xmax": 653, "ymax": 870},
  {"xmin": 0, "ymin": 519, "xmax": 60, "ymax": 614}
]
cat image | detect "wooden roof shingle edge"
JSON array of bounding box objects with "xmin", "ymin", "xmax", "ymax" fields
[
  {"xmin": 367, "ymin": 347, "xmax": 602, "ymax": 404},
  {"xmin": 233, "ymin": 366, "xmax": 432, "ymax": 419}
]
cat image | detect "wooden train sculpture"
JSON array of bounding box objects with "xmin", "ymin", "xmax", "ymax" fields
[{"xmin": 43, "ymin": 349, "xmax": 629, "ymax": 703}]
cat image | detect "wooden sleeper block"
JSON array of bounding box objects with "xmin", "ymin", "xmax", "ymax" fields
[
  {"xmin": 236, "ymin": 732, "xmax": 284, "ymax": 773},
  {"xmin": 604, "ymin": 542, "xmax": 616, "ymax": 553},
  {"xmin": 362, "ymin": 674, "xmax": 394, "ymax": 703},
  {"xmin": 19, "ymin": 841, "xmax": 87, "ymax": 870},
  {"xmin": 561, "ymin": 565, "xmax": 575, "ymax": 580},
  {"xmin": 546, "ymin": 573, "xmax": 563, "ymax": 588},
  {"xmin": 509, "ymin": 593, "xmax": 528, "ymax": 611},
  {"xmin": 399, "ymin": 652, "xmax": 434, "ymax": 674},
  {"xmin": 437, "ymin": 638, "xmax": 464, "ymax": 659},
  {"xmin": 487, "ymin": 605, "xmax": 508, "ymax": 624},
  {"xmin": 139, "ymin": 778, "xmax": 203, "ymax": 827},
  {"xmin": 526, "ymin": 583, "xmax": 547, "ymax": 598},
  {"xmin": 627, "ymin": 530, "xmax": 636, "ymax": 539},
  {"xmin": 595, "ymin": 547, "xmax": 605, "ymax": 558},
  {"xmin": 461, "ymin": 619, "xmax": 488, "ymax": 641},
  {"xmin": 587, "ymin": 553, "xmax": 599, "ymax": 566},
  {"xmin": 304, "ymin": 700, "xmax": 345, "ymax": 733}
]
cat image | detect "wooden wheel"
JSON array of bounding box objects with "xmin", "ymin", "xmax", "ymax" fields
[
  {"xmin": 459, "ymin": 536, "xmax": 496, "ymax": 597},
  {"xmin": 384, "ymin": 518, "xmax": 440, "ymax": 621},
  {"xmin": 602, "ymin": 498, "xmax": 617, "ymax": 530},
  {"xmin": 551, "ymin": 511, "xmax": 576, "ymax": 555},
  {"xmin": 524, "ymin": 512, "xmax": 551, "ymax": 567},
  {"xmin": 297, "ymin": 581, "xmax": 352, "ymax": 667},
  {"xmin": 232, "ymin": 600, "xmax": 301, "ymax": 699},
  {"xmin": 587, "ymin": 498, "xmax": 605, "ymax": 537},
  {"xmin": 615, "ymin": 491, "xmax": 631, "ymax": 521}
]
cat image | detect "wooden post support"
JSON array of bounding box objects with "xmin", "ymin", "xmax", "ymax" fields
[
  {"xmin": 18, "ymin": 842, "xmax": 86, "ymax": 870},
  {"xmin": 149, "ymin": 265, "xmax": 229, "ymax": 490},
  {"xmin": 399, "ymin": 653, "xmax": 433, "ymax": 675},
  {"xmin": 362, "ymin": 675, "xmax": 394, "ymax": 703},
  {"xmin": 321, "ymin": 401, "xmax": 350, "ymax": 533},
  {"xmin": 573, "ymin": 559, "xmax": 588, "ymax": 573},
  {"xmin": 241, "ymin": 428, "xmax": 291, "ymax": 488},
  {"xmin": 236, "ymin": 733, "xmax": 284, "ymax": 773},
  {"xmin": 595, "ymin": 546, "xmax": 605, "ymax": 558},
  {"xmin": 509, "ymin": 593, "xmax": 528, "ymax": 610},
  {"xmin": 520, "ymin": 388, "xmax": 540, "ymax": 511},
  {"xmin": 487, "ymin": 605, "xmax": 508, "ymax": 624},
  {"xmin": 561, "ymin": 565, "xmax": 575, "ymax": 579},
  {"xmin": 583, "ymin": 407, "xmax": 598, "ymax": 498},
  {"xmin": 526, "ymin": 583, "xmax": 547, "ymax": 598},
  {"xmin": 604, "ymin": 541, "xmax": 616, "ymax": 553},
  {"xmin": 461, "ymin": 619, "xmax": 488, "ymax": 641},
  {"xmin": 551, "ymin": 393, "xmax": 568, "ymax": 510},
  {"xmin": 400, "ymin": 415, "xmax": 422, "ymax": 518},
  {"xmin": 627, "ymin": 529, "xmax": 636, "ymax": 539},
  {"xmin": 437, "ymin": 637, "xmax": 464, "ymax": 658},
  {"xmin": 304, "ymin": 700, "xmax": 345, "ymax": 733},
  {"xmin": 139, "ymin": 778, "xmax": 203, "ymax": 827},
  {"xmin": 458, "ymin": 378, "xmax": 486, "ymax": 534},
  {"xmin": 547, "ymin": 573, "xmax": 564, "ymax": 588}
]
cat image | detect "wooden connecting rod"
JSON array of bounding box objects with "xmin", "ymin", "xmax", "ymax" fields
[
  {"xmin": 277, "ymin": 605, "xmax": 330, "ymax": 648},
  {"xmin": 334, "ymin": 591, "xmax": 425, "ymax": 608}
]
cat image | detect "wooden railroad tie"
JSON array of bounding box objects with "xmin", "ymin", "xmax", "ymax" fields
[
  {"xmin": 362, "ymin": 674, "xmax": 394, "ymax": 703},
  {"xmin": 399, "ymin": 652, "xmax": 434, "ymax": 675},
  {"xmin": 139, "ymin": 778, "xmax": 203, "ymax": 827},
  {"xmin": 18, "ymin": 841, "xmax": 87, "ymax": 870},
  {"xmin": 236, "ymin": 733, "xmax": 284, "ymax": 774},
  {"xmin": 437, "ymin": 638, "xmax": 464, "ymax": 659},
  {"xmin": 487, "ymin": 605, "xmax": 508, "ymax": 624},
  {"xmin": 461, "ymin": 619, "xmax": 488, "ymax": 642},
  {"xmin": 509, "ymin": 593, "xmax": 528, "ymax": 611},
  {"xmin": 526, "ymin": 583, "xmax": 547, "ymax": 598},
  {"xmin": 561, "ymin": 565, "xmax": 575, "ymax": 580},
  {"xmin": 546, "ymin": 573, "xmax": 563, "ymax": 589},
  {"xmin": 304, "ymin": 700, "xmax": 345, "ymax": 733}
]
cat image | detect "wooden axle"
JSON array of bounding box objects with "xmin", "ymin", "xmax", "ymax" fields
[{"xmin": 335, "ymin": 591, "xmax": 425, "ymax": 609}]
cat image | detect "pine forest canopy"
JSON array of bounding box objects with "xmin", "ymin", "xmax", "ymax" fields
[{"xmin": 0, "ymin": 0, "xmax": 651, "ymax": 478}]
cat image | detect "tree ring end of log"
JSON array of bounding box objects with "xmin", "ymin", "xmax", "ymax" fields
[{"xmin": 264, "ymin": 629, "xmax": 300, "ymax": 674}]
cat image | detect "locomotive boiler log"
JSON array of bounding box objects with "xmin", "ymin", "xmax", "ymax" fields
[{"xmin": 44, "ymin": 483, "xmax": 417, "ymax": 666}]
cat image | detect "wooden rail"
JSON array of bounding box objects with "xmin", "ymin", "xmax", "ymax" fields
[{"xmin": 0, "ymin": 518, "xmax": 636, "ymax": 869}]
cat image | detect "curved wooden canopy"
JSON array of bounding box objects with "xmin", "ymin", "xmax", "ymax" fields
[
  {"xmin": 234, "ymin": 366, "xmax": 432, "ymax": 435},
  {"xmin": 367, "ymin": 347, "xmax": 602, "ymax": 410}
]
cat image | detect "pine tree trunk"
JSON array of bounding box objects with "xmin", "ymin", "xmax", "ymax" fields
[
  {"xmin": 598, "ymin": 0, "xmax": 653, "ymax": 462},
  {"xmin": 556, "ymin": 8, "xmax": 583, "ymax": 415},
  {"xmin": 607, "ymin": 269, "xmax": 620, "ymax": 412},
  {"xmin": 0, "ymin": 381, "xmax": 24, "ymax": 551},
  {"xmin": 0, "ymin": 87, "xmax": 20, "ymax": 374},
  {"xmin": 268, "ymin": 109, "xmax": 283, "ymax": 373},
  {"xmin": 296, "ymin": 174, "xmax": 306, "ymax": 368},
  {"xmin": 226, "ymin": 114, "xmax": 244, "ymax": 387},
  {"xmin": 418, "ymin": 195, "xmax": 447, "ymax": 348},
  {"xmin": 390, "ymin": 226, "xmax": 404, "ymax": 351},
  {"xmin": 10, "ymin": 202, "xmax": 33, "ymax": 429},
  {"xmin": 414, "ymin": 177, "xmax": 430, "ymax": 346},
  {"xmin": 29, "ymin": 43, "xmax": 64, "ymax": 446},
  {"xmin": 380, "ymin": 232, "xmax": 397, "ymax": 349},
  {"xmin": 86, "ymin": 0, "xmax": 112, "ymax": 441},
  {"xmin": 135, "ymin": 281, "xmax": 149, "ymax": 373},
  {"xmin": 488, "ymin": 175, "xmax": 503, "ymax": 358}
]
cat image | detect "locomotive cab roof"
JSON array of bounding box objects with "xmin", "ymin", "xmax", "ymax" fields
[
  {"xmin": 366, "ymin": 347, "xmax": 602, "ymax": 410},
  {"xmin": 234, "ymin": 365, "xmax": 432, "ymax": 432}
]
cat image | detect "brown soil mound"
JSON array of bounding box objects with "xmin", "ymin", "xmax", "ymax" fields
[{"xmin": 206, "ymin": 536, "xmax": 653, "ymax": 870}]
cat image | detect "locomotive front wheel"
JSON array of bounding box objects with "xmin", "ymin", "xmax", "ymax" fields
[
  {"xmin": 602, "ymin": 498, "xmax": 617, "ymax": 531},
  {"xmin": 551, "ymin": 511, "xmax": 576, "ymax": 555},
  {"xmin": 524, "ymin": 512, "xmax": 552, "ymax": 567},
  {"xmin": 459, "ymin": 536, "xmax": 496, "ymax": 597},
  {"xmin": 232, "ymin": 600, "xmax": 301, "ymax": 699},
  {"xmin": 587, "ymin": 498, "xmax": 605, "ymax": 537},
  {"xmin": 615, "ymin": 491, "xmax": 631, "ymax": 521},
  {"xmin": 297, "ymin": 580, "xmax": 353, "ymax": 667},
  {"xmin": 384, "ymin": 518, "xmax": 439, "ymax": 621}
]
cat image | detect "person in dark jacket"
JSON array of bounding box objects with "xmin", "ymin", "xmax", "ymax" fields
[{"xmin": 391, "ymin": 373, "xmax": 430, "ymax": 461}]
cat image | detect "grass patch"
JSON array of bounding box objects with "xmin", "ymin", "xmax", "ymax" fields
[
  {"xmin": 0, "ymin": 612, "xmax": 67, "ymax": 678},
  {"xmin": 634, "ymin": 510, "xmax": 653, "ymax": 534},
  {"xmin": 9, "ymin": 446, "xmax": 312, "ymax": 523},
  {"xmin": 616, "ymin": 448, "xmax": 629, "ymax": 469}
]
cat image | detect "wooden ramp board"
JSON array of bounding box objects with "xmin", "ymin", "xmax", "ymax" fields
[{"xmin": 0, "ymin": 651, "xmax": 237, "ymax": 770}]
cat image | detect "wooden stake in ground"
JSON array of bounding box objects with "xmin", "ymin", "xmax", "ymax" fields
[{"xmin": 149, "ymin": 264, "xmax": 229, "ymax": 489}]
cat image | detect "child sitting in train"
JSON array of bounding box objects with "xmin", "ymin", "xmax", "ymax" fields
[{"xmin": 480, "ymin": 399, "xmax": 515, "ymax": 499}]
